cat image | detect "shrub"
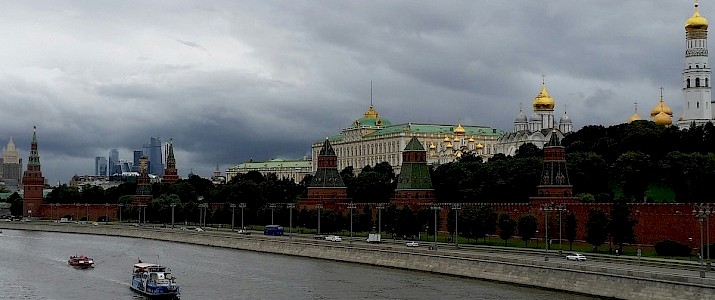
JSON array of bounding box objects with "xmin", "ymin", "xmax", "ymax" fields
[{"xmin": 654, "ymin": 240, "xmax": 691, "ymax": 257}]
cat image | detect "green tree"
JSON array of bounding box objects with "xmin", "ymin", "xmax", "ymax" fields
[
  {"xmin": 585, "ymin": 208, "xmax": 610, "ymax": 252},
  {"xmin": 9, "ymin": 192, "xmax": 22, "ymax": 216},
  {"xmin": 518, "ymin": 215, "xmax": 537, "ymax": 247},
  {"xmin": 609, "ymin": 200, "xmax": 637, "ymax": 253},
  {"xmin": 498, "ymin": 213, "xmax": 516, "ymax": 246},
  {"xmin": 514, "ymin": 143, "xmax": 542, "ymax": 159}
]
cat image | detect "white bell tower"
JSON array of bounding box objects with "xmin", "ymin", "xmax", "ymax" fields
[{"xmin": 680, "ymin": 1, "xmax": 713, "ymax": 128}]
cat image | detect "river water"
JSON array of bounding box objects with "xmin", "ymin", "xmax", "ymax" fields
[{"xmin": 0, "ymin": 229, "xmax": 597, "ymax": 299}]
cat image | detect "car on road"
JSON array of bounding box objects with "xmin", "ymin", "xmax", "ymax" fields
[
  {"xmin": 195, "ymin": 227, "xmax": 204, "ymax": 232},
  {"xmin": 325, "ymin": 235, "xmax": 342, "ymax": 242},
  {"xmin": 236, "ymin": 229, "xmax": 251, "ymax": 235},
  {"xmin": 406, "ymin": 241, "xmax": 419, "ymax": 247},
  {"xmin": 565, "ymin": 253, "xmax": 587, "ymax": 261},
  {"xmin": 92, "ymin": 222, "xmax": 99, "ymax": 226}
]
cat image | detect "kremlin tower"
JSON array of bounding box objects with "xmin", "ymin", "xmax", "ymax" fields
[
  {"xmin": 22, "ymin": 126, "xmax": 45, "ymax": 217},
  {"xmin": 162, "ymin": 139, "xmax": 179, "ymax": 184},
  {"xmin": 679, "ymin": 1, "xmax": 712, "ymax": 128}
]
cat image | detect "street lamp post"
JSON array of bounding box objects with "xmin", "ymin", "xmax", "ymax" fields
[
  {"xmin": 316, "ymin": 204, "xmax": 323, "ymax": 235},
  {"xmin": 431, "ymin": 205, "xmax": 441, "ymax": 250},
  {"xmin": 230, "ymin": 203, "xmax": 236, "ymax": 230},
  {"xmin": 694, "ymin": 203, "xmax": 712, "ymax": 277},
  {"xmin": 348, "ymin": 203, "xmax": 356, "ymax": 242},
  {"xmin": 239, "ymin": 203, "xmax": 246, "ymax": 230},
  {"xmin": 377, "ymin": 203, "xmax": 384, "ymax": 238},
  {"xmin": 452, "ymin": 204, "xmax": 462, "ymax": 248},
  {"xmin": 541, "ymin": 204, "xmax": 552, "ymax": 261},
  {"xmin": 269, "ymin": 203, "xmax": 276, "ymax": 225},
  {"xmin": 170, "ymin": 204, "xmax": 176, "ymax": 228},
  {"xmin": 287, "ymin": 203, "xmax": 295, "ymax": 238},
  {"xmin": 118, "ymin": 204, "xmax": 124, "ymax": 223}
]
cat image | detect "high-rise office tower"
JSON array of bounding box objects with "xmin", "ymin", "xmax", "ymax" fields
[
  {"xmin": 149, "ymin": 137, "xmax": 163, "ymax": 176},
  {"xmin": 3, "ymin": 137, "xmax": 22, "ymax": 191},
  {"xmin": 95, "ymin": 156, "xmax": 107, "ymax": 176},
  {"xmin": 132, "ymin": 150, "xmax": 143, "ymax": 172},
  {"xmin": 108, "ymin": 148, "xmax": 119, "ymax": 176}
]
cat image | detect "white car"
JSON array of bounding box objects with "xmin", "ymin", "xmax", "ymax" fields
[
  {"xmin": 406, "ymin": 241, "xmax": 419, "ymax": 247},
  {"xmin": 325, "ymin": 235, "xmax": 342, "ymax": 242},
  {"xmin": 565, "ymin": 253, "xmax": 587, "ymax": 261},
  {"xmin": 195, "ymin": 227, "xmax": 204, "ymax": 232}
]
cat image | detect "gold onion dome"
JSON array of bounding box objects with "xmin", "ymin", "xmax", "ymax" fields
[
  {"xmin": 654, "ymin": 111, "xmax": 672, "ymax": 126},
  {"xmin": 446, "ymin": 142, "xmax": 453, "ymax": 148},
  {"xmin": 364, "ymin": 105, "xmax": 379, "ymax": 118},
  {"xmin": 686, "ymin": 3, "xmax": 708, "ymax": 31},
  {"xmin": 650, "ymin": 96, "xmax": 673, "ymax": 117},
  {"xmin": 453, "ymin": 136, "xmax": 460, "ymax": 142},
  {"xmin": 468, "ymin": 136, "xmax": 475, "ymax": 143},
  {"xmin": 429, "ymin": 142, "xmax": 436, "ymax": 149},
  {"xmin": 476, "ymin": 143, "xmax": 484, "ymax": 149},
  {"xmin": 454, "ymin": 123, "xmax": 466, "ymax": 135},
  {"xmin": 533, "ymin": 83, "xmax": 555, "ymax": 111},
  {"xmin": 443, "ymin": 136, "xmax": 450, "ymax": 143},
  {"xmin": 628, "ymin": 112, "xmax": 643, "ymax": 124}
]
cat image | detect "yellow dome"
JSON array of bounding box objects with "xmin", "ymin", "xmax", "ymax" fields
[
  {"xmin": 453, "ymin": 136, "xmax": 460, "ymax": 142},
  {"xmin": 533, "ymin": 83, "xmax": 555, "ymax": 111},
  {"xmin": 455, "ymin": 151, "xmax": 462, "ymax": 158},
  {"xmin": 476, "ymin": 143, "xmax": 484, "ymax": 149},
  {"xmin": 364, "ymin": 105, "xmax": 379, "ymax": 118},
  {"xmin": 650, "ymin": 96, "xmax": 673, "ymax": 117},
  {"xmin": 454, "ymin": 123, "xmax": 466, "ymax": 135},
  {"xmin": 628, "ymin": 112, "xmax": 642, "ymax": 124},
  {"xmin": 443, "ymin": 136, "xmax": 450, "ymax": 143},
  {"xmin": 446, "ymin": 142, "xmax": 453, "ymax": 148},
  {"xmin": 653, "ymin": 111, "xmax": 672, "ymax": 126},
  {"xmin": 686, "ymin": 3, "xmax": 709, "ymax": 31},
  {"xmin": 468, "ymin": 136, "xmax": 475, "ymax": 143},
  {"xmin": 429, "ymin": 142, "xmax": 436, "ymax": 149}
]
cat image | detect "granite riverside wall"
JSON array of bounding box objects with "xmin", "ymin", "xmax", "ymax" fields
[{"xmin": 2, "ymin": 223, "xmax": 714, "ymax": 300}]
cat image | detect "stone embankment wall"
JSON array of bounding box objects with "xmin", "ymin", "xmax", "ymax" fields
[{"xmin": 2, "ymin": 223, "xmax": 714, "ymax": 300}]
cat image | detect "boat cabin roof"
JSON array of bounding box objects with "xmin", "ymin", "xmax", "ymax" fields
[{"xmin": 133, "ymin": 263, "xmax": 167, "ymax": 272}]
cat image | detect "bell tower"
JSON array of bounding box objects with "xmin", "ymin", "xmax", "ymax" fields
[{"xmin": 680, "ymin": 1, "xmax": 712, "ymax": 128}]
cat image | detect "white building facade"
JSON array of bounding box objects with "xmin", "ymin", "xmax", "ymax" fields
[{"xmin": 679, "ymin": 2, "xmax": 714, "ymax": 128}]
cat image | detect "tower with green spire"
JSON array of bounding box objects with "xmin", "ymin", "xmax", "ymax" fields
[
  {"xmin": 22, "ymin": 126, "xmax": 45, "ymax": 217},
  {"xmin": 393, "ymin": 136, "xmax": 435, "ymax": 205},
  {"xmin": 301, "ymin": 138, "xmax": 348, "ymax": 209},
  {"xmin": 162, "ymin": 139, "xmax": 179, "ymax": 184}
]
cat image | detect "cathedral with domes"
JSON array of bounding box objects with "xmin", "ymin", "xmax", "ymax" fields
[
  {"xmin": 494, "ymin": 81, "xmax": 573, "ymax": 156},
  {"xmin": 630, "ymin": 2, "xmax": 714, "ymax": 128}
]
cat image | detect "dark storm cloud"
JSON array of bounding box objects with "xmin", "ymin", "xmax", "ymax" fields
[{"xmin": 0, "ymin": 1, "xmax": 703, "ymax": 183}]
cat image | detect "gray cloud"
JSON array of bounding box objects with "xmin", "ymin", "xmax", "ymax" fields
[{"xmin": 0, "ymin": 1, "xmax": 704, "ymax": 183}]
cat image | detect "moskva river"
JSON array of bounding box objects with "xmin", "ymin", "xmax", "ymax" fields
[{"xmin": 0, "ymin": 229, "xmax": 597, "ymax": 299}]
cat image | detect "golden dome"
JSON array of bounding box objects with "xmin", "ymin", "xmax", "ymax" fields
[
  {"xmin": 446, "ymin": 142, "xmax": 453, "ymax": 148},
  {"xmin": 453, "ymin": 136, "xmax": 460, "ymax": 142},
  {"xmin": 654, "ymin": 111, "xmax": 672, "ymax": 126},
  {"xmin": 468, "ymin": 136, "xmax": 475, "ymax": 143},
  {"xmin": 429, "ymin": 142, "xmax": 436, "ymax": 149},
  {"xmin": 650, "ymin": 94, "xmax": 673, "ymax": 117},
  {"xmin": 454, "ymin": 123, "xmax": 466, "ymax": 135},
  {"xmin": 364, "ymin": 105, "xmax": 379, "ymax": 118},
  {"xmin": 533, "ymin": 83, "xmax": 555, "ymax": 111},
  {"xmin": 476, "ymin": 143, "xmax": 484, "ymax": 149},
  {"xmin": 443, "ymin": 136, "xmax": 450, "ymax": 143},
  {"xmin": 455, "ymin": 151, "xmax": 462, "ymax": 158},
  {"xmin": 686, "ymin": 3, "xmax": 709, "ymax": 31},
  {"xmin": 628, "ymin": 112, "xmax": 642, "ymax": 124}
]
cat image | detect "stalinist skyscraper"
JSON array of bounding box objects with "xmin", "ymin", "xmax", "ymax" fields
[{"xmin": 679, "ymin": 2, "xmax": 713, "ymax": 128}]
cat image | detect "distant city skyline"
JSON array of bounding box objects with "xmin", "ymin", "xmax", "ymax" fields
[{"xmin": 0, "ymin": 1, "xmax": 709, "ymax": 184}]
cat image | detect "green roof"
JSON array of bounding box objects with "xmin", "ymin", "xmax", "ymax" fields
[
  {"xmin": 366, "ymin": 123, "xmax": 503, "ymax": 138},
  {"xmin": 231, "ymin": 159, "xmax": 312, "ymax": 170},
  {"xmin": 404, "ymin": 136, "xmax": 425, "ymax": 151}
]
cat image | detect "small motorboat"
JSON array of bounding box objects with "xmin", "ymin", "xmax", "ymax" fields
[
  {"xmin": 68, "ymin": 255, "xmax": 94, "ymax": 268},
  {"xmin": 130, "ymin": 262, "xmax": 180, "ymax": 299}
]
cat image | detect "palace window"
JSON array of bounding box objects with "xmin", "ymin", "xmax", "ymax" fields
[
  {"xmin": 696, "ymin": 77, "xmax": 701, "ymax": 87},
  {"xmin": 687, "ymin": 78, "xmax": 691, "ymax": 88}
]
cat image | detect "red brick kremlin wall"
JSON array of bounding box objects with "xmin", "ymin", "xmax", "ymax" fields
[{"xmin": 28, "ymin": 201, "xmax": 709, "ymax": 246}]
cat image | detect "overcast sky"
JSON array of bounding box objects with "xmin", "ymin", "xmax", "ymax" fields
[{"xmin": 0, "ymin": 1, "xmax": 703, "ymax": 184}]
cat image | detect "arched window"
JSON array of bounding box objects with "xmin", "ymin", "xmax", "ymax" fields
[
  {"xmin": 707, "ymin": 78, "xmax": 710, "ymax": 87},
  {"xmin": 688, "ymin": 78, "xmax": 691, "ymax": 88},
  {"xmin": 696, "ymin": 77, "xmax": 701, "ymax": 87}
]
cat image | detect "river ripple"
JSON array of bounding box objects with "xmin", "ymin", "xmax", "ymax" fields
[{"xmin": 0, "ymin": 229, "xmax": 598, "ymax": 300}]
